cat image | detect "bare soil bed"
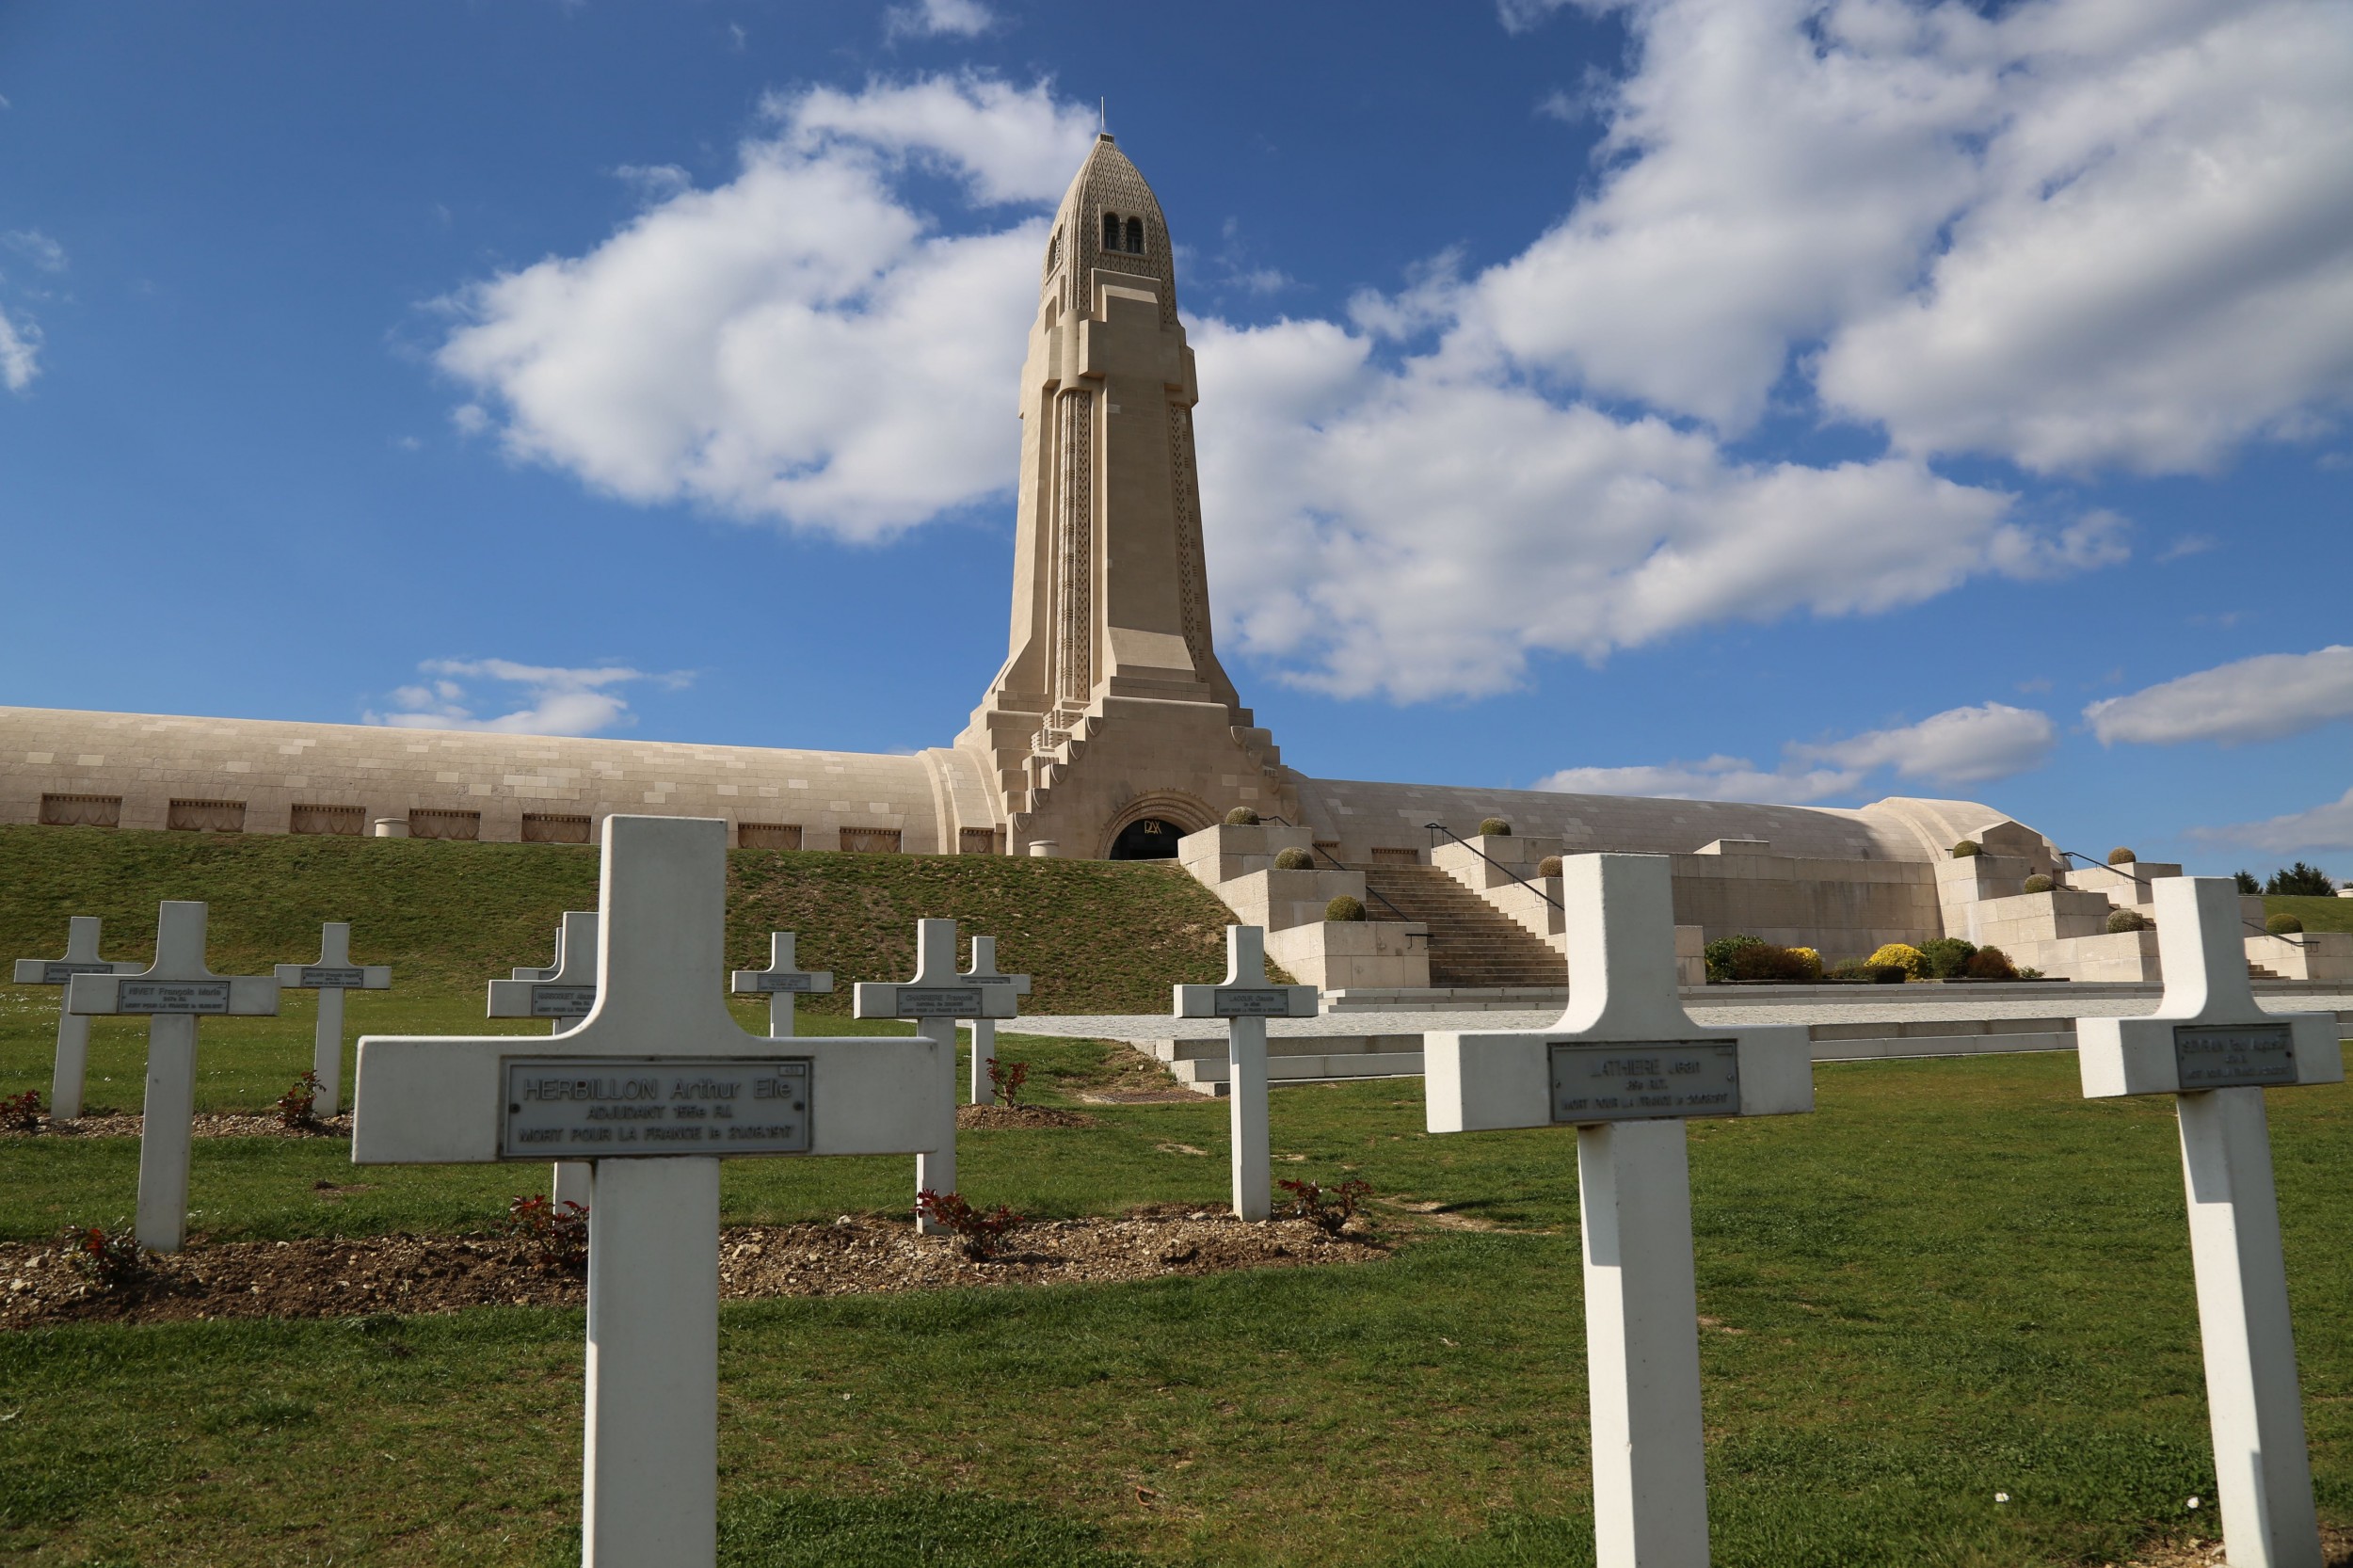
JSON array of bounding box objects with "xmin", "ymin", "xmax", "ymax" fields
[
  {"xmin": 0, "ymin": 1207, "xmax": 1385, "ymax": 1329},
  {"xmin": 10, "ymin": 1112, "xmax": 351, "ymax": 1140},
  {"xmin": 2124, "ymin": 1527, "xmax": 2353, "ymax": 1567},
  {"xmin": 954, "ymin": 1103, "xmax": 1097, "ymax": 1129}
]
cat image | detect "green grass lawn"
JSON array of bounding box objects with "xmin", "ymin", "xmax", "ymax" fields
[
  {"xmin": 2268, "ymin": 894, "xmax": 2353, "ymax": 936},
  {"xmin": 4, "ymin": 1007, "xmax": 2352, "ymax": 1566}
]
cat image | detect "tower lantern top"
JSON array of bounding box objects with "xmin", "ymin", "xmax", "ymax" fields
[{"xmin": 1045, "ymin": 133, "xmax": 1177, "ymax": 322}]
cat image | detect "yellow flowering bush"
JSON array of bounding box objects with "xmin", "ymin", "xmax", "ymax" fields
[
  {"xmin": 1790, "ymin": 947, "xmax": 1822, "ymax": 978},
  {"xmin": 1866, "ymin": 942, "xmax": 1926, "ymax": 980}
]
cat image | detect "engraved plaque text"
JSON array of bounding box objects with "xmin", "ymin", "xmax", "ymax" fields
[
  {"xmin": 1214, "ymin": 988, "xmax": 1301, "ymax": 1017},
  {"xmin": 500, "ymin": 1057, "xmax": 812, "ymax": 1159},
  {"xmin": 530, "ymin": 984, "xmax": 598, "ymax": 1018},
  {"xmin": 897, "ymin": 986, "xmax": 984, "ymax": 1016},
  {"xmin": 118, "ymin": 981, "xmax": 232, "ymax": 1015},
  {"xmin": 2173, "ymin": 1023, "xmax": 2297, "ymax": 1090},
  {"xmin": 298, "ymin": 966, "xmax": 368, "ymax": 989},
  {"xmin": 746, "ymin": 971, "xmax": 820, "ymax": 993},
  {"xmin": 1550, "ymin": 1039, "xmax": 1742, "ymax": 1123},
  {"xmin": 40, "ymin": 960, "xmax": 118, "ymax": 984}
]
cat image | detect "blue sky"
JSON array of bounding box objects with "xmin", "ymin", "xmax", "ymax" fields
[{"xmin": 2, "ymin": 0, "xmax": 2348, "ymax": 878}]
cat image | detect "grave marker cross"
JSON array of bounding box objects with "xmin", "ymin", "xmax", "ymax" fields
[
  {"xmin": 489, "ymin": 911, "xmax": 600, "ymax": 1209},
  {"xmin": 66, "ymin": 902, "xmax": 280, "ymax": 1252},
  {"xmin": 2078, "ymin": 876, "xmax": 2342, "ymax": 1568},
  {"xmin": 730, "ymin": 931, "xmax": 833, "ymax": 1038},
  {"xmin": 1175, "ymin": 926, "xmax": 1316, "ymax": 1222},
  {"xmin": 960, "ymin": 936, "xmax": 1031, "ymax": 1103},
  {"xmin": 1422, "ymin": 855, "xmax": 1813, "ymax": 1568},
  {"xmin": 272, "ymin": 922, "xmax": 392, "ymax": 1116},
  {"xmin": 11, "ymin": 916, "xmax": 142, "ymax": 1119},
  {"xmin": 854, "ymin": 919, "xmax": 1016, "ymax": 1231},
  {"xmin": 352, "ymin": 816, "xmax": 946, "ymax": 1568}
]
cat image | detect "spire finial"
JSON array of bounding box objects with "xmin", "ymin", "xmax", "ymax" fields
[{"xmin": 1099, "ymin": 97, "xmax": 1107, "ymax": 136}]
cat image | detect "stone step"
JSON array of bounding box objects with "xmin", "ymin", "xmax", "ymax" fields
[{"xmin": 1358, "ymin": 863, "xmax": 1565, "ymax": 988}]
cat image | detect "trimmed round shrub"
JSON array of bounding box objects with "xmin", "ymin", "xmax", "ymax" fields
[
  {"xmin": 2106, "ymin": 908, "xmax": 2153, "ymax": 934},
  {"xmin": 2107, "ymin": 846, "xmax": 2137, "ymax": 865},
  {"xmin": 1866, "ymin": 942, "xmax": 1927, "ymax": 980},
  {"xmin": 1479, "ymin": 818, "xmax": 1512, "ymax": 838},
  {"xmin": 1324, "ymin": 895, "xmax": 1367, "ymax": 922},
  {"xmin": 1964, "ymin": 945, "xmax": 2018, "ymax": 980},
  {"xmin": 1223, "ymin": 806, "xmax": 1260, "ymax": 826},
  {"xmin": 1273, "ymin": 847, "xmax": 1314, "ymax": 871},
  {"xmin": 1536, "ymin": 855, "xmax": 1562, "ymax": 877},
  {"xmin": 2022, "ymin": 874, "xmax": 2055, "ymax": 894},
  {"xmin": 1949, "ymin": 840, "xmax": 1982, "ymax": 858},
  {"xmin": 2267, "ymin": 912, "xmax": 2305, "ymax": 936},
  {"xmin": 1703, "ymin": 934, "xmax": 1766, "ymax": 983},
  {"xmin": 1919, "ymin": 936, "xmax": 1978, "ymax": 980}
]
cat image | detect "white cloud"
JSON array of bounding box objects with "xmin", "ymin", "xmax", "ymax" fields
[
  {"xmin": 2189, "ymin": 788, "xmax": 2353, "ymax": 855},
  {"xmin": 4, "ymin": 230, "xmax": 66, "ymax": 272},
  {"xmin": 1536, "ymin": 701, "xmax": 2056, "ymax": 803},
  {"xmin": 885, "ymin": 0, "xmax": 998, "ymax": 41},
  {"xmin": 1453, "ymin": 0, "xmax": 2353, "ymax": 473},
  {"xmin": 0, "ymin": 306, "xmax": 38, "ymax": 392},
  {"xmin": 1497, "ymin": 0, "xmax": 1577, "ymax": 33},
  {"xmin": 436, "ymin": 75, "xmax": 1094, "ymax": 541},
  {"xmin": 365, "ymin": 659, "xmax": 689, "ymax": 736},
  {"xmin": 2085, "ymin": 646, "xmax": 2353, "ymax": 746}
]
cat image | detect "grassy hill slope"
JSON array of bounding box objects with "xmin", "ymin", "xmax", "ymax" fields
[
  {"xmin": 0, "ymin": 825, "xmax": 1241, "ymax": 1014},
  {"xmin": 2265, "ymin": 893, "xmax": 2353, "ymax": 935}
]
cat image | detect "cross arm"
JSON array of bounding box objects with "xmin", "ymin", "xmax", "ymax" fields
[
  {"xmin": 66, "ymin": 972, "xmax": 280, "ymax": 1016},
  {"xmin": 732, "ymin": 969, "xmax": 835, "ymax": 996},
  {"xmin": 1172, "ymin": 984, "xmax": 1317, "ymax": 1019},
  {"xmin": 351, "ymin": 1032, "xmax": 951, "ymax": 1164},
  {"xmin": 487, "ymin": 979, "xmax": 597, "ymax": 1017},
  {"xmin": 13, "ymin": 958, "xmax": 143, "ymax": 984},
  {"xmin": 273, "ymin": 963, "xmax": 393, "ymax": 990},
  {"xmin": 852, "ymin": 982, "xmax": 1018, "ymax": 1020},
  {"xmin": 2078, "ymin": 1012, "xmax": 2343, "ymax": 1098},
  {"xmin": 1424, "ymin": 1025, "xmax": 1813, "ymax": 1134}
]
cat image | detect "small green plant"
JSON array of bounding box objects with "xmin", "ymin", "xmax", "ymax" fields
[
  {"xmin": 1918, "ymin": 937, "xmax": 1978, "ymax": 980},
  {"xmin": 1478, "ymin": 818, "xmax": 1512, "ymax": 838},
  {"xmin": 1964, "ymin": 946, "xmax": 2018, "ymax": 980},
  {"xmin": 1, "ymin": 1089, "xmax": 41, "ymax": 1132},
  {"xmin": 2106, "ymin": 846, "xmax": 2137, "ymax": 865},
  {"xmin": 274, "ymin": 1070, "xmax": 322, "ymax": 1129},
  {"xmin": 2265, "ymin": 861, "xmax": 2338, "ymax": 896},
  {"xmin": 1325, "ymin": 895, "xmax": 1367, "ymax": 921},
  {"xmin": 917, "ymin": 1188, "xmax": 1025, "ymax": 1260},
  {"xmin": 61, "ymin": 1224, "xmax": 147, "ymax": 1292},
  {"xmin": 2266, "ymin": 913, "xmax": 2306, "ymax": 936},
  {"xmin": 1279, "ymin": 1176, "xmax": 1372, "ymax": 1236},
  {"xmin": 505, "ymin": 1194, "xmax": 590, "ymax": 1272},
  {"xmin": 988, "ymin": 1057, "xmax": 1030, "ymax": 1107},
  {"xmin": 1223, "ymin": 807, "xmax": 1260, "ymax": 826},
  {"xmin": 1702, "ymin": 934, "xmax": 1765, "ymax": 983},
  {"xmin": 2106, "ymin": 908, "xmax": 2153, "ymax": 934},
  {"xmin": 1273, "ymin": 847, "xmax": 1314, "ymax": 871},
  {"xmin": 2022, "ymin": 874, "xmax": 2055, "ymax": 894},
  {"xmin": 1949, "ymin": 840, "xmax": 1981, "ymax": 858}
]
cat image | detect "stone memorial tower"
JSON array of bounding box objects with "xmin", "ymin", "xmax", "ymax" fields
[{"xmin": 956, "ymin": 133, "xmax": 1298, "ymax": 859}]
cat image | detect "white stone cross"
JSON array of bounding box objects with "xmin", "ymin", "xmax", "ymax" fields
[
  {"xmin": 11, "ymin": 916, "xmax": 143, "ymax": 1120},
  {"xmin": 351, "ymin": 815, "xmax": 945, "ymax": 1568},
  {"xmin": 490, "ymin": 911, "xmax": 600, "ymax": 1210},
  {"xmin": 272, "ymin": 923, "xmax": 391, "ymax": 1117},
  {"xmin": 1174, "ymin": 926, "xmax": 1317, "ymax": 1223},
  {"xmin": 66, "ymin": 902, "xmax": 281, "ymax": 1252},
  {"xmin": 960, "ymin": 936, "xmax": 1031, "ymax": 1104},
  {"xmin": 853, "ymin": 919, "xmax": 1018, "ymax": 1231},
  {"xmin": 730, "ymin": 931, "xmax": 834, "ymax": 1038},
  {"xmin": 1423, "ymin": 854, "xmax": 1813, "ymax": 1568},
  {"xmin": 2078, "ymin": 876, "xmax": 2342, "ymax": 1568}
]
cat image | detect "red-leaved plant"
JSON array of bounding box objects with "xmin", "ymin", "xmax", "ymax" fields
[
  {"xmin": 275, "ymin": 1070, "xmax": 323, "ymax": 1129},
  {"xmin": 505, "ymin": 1194, "xmax": 590, "ymax": 1272},
  {"xmin": 916, "ymin": 1188, "xmax": 1024, "ymax": 1261},
  {"xmin": 1, "ymin": 1089, "xmax": 41, "ymax": 1132},
  {"xmin": 1277, "ymin": 1176, "xmax": 1372, "ymax": 1236},
  {"xmin": 987, "ymin": 1057, "xmax": 1030, "ymax": 1108},
  {"xmin": 61, "ymin": 1224, "xmax": 147, "ymax": 1291}
]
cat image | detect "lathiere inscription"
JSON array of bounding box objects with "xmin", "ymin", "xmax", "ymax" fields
[
  {"xmin": 1549, "ymin": 1040, "xmax": 1742, "ymax": 1124},
  {"xmin": 500, "ymin": 1057, "xmax": 812, "ymax": 1158},
  {"xmin": 2173, "ymin": 1023, "xmax": 2297, "ymax": 1090}
]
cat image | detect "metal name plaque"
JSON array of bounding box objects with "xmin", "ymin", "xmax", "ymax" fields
[
  {"xmin": 1549, "ymin": 1040, "xmax": 1742, "ymax": 1124},
  {"xmin": 40, "ymin": 960, "xmax": 118, "ymax": 984},
  {"xmin": 2173, "ymin": 1023, "xmax": 2297, "ymax": 1090},
  {"xmin": 298, "ymin": 966, "xmax": 367, "ymax": 989},
  {"xmin": 530, "ymin": 984, "xmax": 598, "ymax": 1018},
  {"xmin": 897, "ymin": 986, "xmax": 984, "ymax": 1016},
  {"xmin": 747, "ymin": 971, "xmax": 821, "ymax": 993},
  {"xmin": 118, "ymin": 981, "xmax": 233, "ymax": 1015},
  {"xmin": 1214, "ymin": 989, "xmax": 1299, "ymax": 1017},
  {"xmin": 500, "ymin": 1057, "xmax": 812, "ymax": 1159}
]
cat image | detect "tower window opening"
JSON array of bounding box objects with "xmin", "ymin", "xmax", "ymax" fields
[
  {"xmin": 1102, "ymin": 212, "xmax": 1121, "ymax": 251},
  {"xmin": 1125, "ymin": 216, "xmax": 1144, "ymax": 254}
]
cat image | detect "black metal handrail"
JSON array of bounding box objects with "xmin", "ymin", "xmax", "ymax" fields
[
  {"xmin": 1423, "ymin": 822, "xmax": 1565, "ymax": 912},
  {"xmin": 1251, "ymin": 815, "xmax": 1423, "ymax": 936},
  {"xmin": 2054, "ymin": 848, "xmax": 2305, "ymax": 947}
]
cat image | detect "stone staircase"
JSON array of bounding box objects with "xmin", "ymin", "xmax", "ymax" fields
[{"xmin": 1358, "ymin": 863, "xmax": 1565, "ymax": 988}]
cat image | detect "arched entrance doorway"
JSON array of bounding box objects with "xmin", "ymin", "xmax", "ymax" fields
[{"xmin": 1108, "ymin": 817, "xmax": 1184, "ymax": 860}]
